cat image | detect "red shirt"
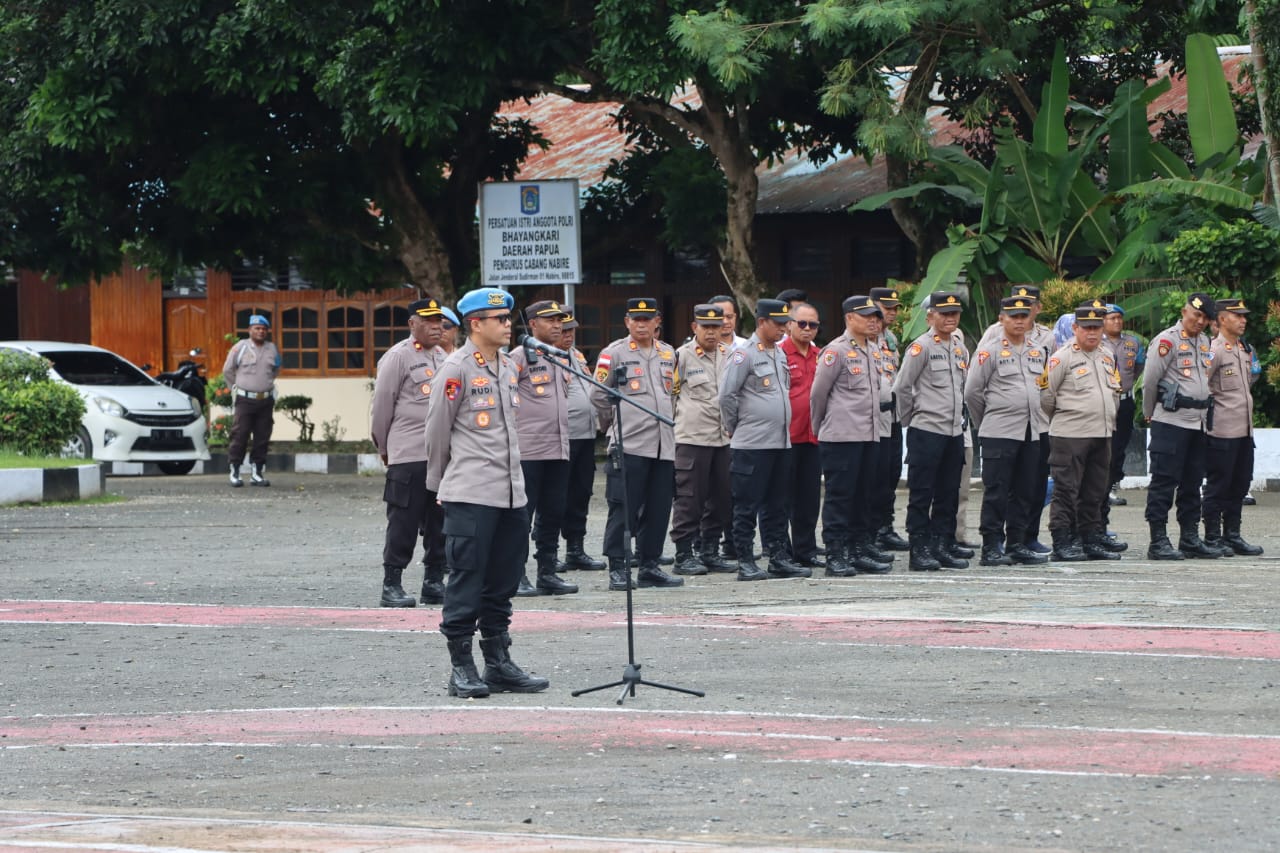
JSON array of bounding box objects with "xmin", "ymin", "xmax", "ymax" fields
[{"xmin": 781, "ymin": 336, "xmax": 819, "ymax": 444}]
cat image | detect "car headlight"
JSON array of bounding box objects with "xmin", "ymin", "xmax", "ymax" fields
[
  {"xmin": 189, "ymin": 395, "xmax": 201, "ymax": 415},
  {"xmin": 92, "ymin": 396, "xmax": 127, "ymax": 418}
]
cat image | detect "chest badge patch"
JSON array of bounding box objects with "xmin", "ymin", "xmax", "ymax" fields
[{"xmin": 475, "ymin": 412, "xmax": 491, "ymax": 428}]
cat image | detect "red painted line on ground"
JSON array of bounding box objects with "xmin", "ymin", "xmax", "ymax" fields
[
  {"xmin": 3, "ymin": 599, "xmax": 1279, "ymax": 661},
  {"xmin": 2, "ymin": 706, "xmax": 1277, "ymax": 779}
]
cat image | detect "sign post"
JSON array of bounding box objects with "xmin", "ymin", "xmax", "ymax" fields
[{"xmin": 479, "ymin": 179, "xmax": 582, "ymax": 304}]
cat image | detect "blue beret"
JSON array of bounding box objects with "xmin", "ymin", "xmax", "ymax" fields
[
  {"xmin": 249, "ymin": 314, "xmax": 270, "ymax": 327},
  {"xmin": 1106, "ymin": 303, "xmax": 1124, "ymax": 316},
  {"xmin": 456, "ymin": 288, "xmax": 513, "ymax": 317},
  {"xmin": 440, "ymin": 306, "xmax": 460, "ymax": 326}
]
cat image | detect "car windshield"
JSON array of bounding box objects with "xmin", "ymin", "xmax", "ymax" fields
[{"xmin": 41, "ymin": 350, "xmax": 155, "ymax": 387}]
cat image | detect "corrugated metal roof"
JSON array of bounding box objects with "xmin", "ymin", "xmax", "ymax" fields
[{"xmin": 501, "ymin": 48, "xmax": 1258, "ymax": 215}]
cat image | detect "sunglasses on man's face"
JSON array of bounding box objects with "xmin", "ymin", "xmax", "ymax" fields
[{"xmin": 792, "ymin": 320, "xmax": 820, "ymax": 330}]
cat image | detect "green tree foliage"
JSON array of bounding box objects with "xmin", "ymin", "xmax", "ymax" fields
[
  {"xmin": 0, "ymin": 350, "xmax": 87, "ymax": 456},
  {"xmin": 0, "ymin": 0, "xmax": 562, "ymax": 298}
]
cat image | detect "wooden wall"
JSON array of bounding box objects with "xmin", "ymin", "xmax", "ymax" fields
[
  {"xmin": 16, "ymin": 270, "xmax": 91, "ymax": 343},
  {"xmin": 89, "ymin": 267, "xmax": 165, "ymax": 371}
]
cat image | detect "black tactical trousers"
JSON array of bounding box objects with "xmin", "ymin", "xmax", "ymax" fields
[
  {"xmin": 1109, "ymin": 396, "xmax": 1136, "ymax": 485},
  {"xmin": 382, "ymin": 459, "xmax": 445, "ymax": 572},
  {"xmin": 730, "ymin": 447, "xmax": 792, "ymax": 557},
  {"xmin": 603, "ymin": 453, "xmax": 674, "ymax": 563},
  {"xmin": 1023, "ymin": 431, "xmax": 1051, "ymax": 544},
  {"xmin": 978, "ymin": 432, "xmax": 1040, "ymax": 543},
  {"xmin": 905, "ymin": 427, "xmax": 963, "ymax": 539},
  {"xmin": 439, "ymin": 502, "xmax": 528, "ymax": 640},
  {"xmin": 559, "ymin": 438, "xmax": 596, "ymax": 543},
  {"xmin": 228, "ymin": 395, "xmax": 274, "ymax": 466},
  {"xmin": 1145, "ymin": 421, "xmax": 1207, "ymax": 528},
  {"xmin": 871, "ymin": 422, "xmax": 904, "ymax": 532},
  {"xmin": 522, "ymin": 458, "xmax": 569, "ymax": 563},
  {"xmin": 1202, "ymin": 435, "xmax": 1254, "ymax": 523},
  {"xmin": 788, "ymin": 441, "xmax": 822, "ymax": 560},
  {"xmin": 819, "ymin": 440, "xmax": 877, "ymax": 550}
]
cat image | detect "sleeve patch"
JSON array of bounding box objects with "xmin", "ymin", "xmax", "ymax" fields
[
  {"xmin": 822, "ymin": 350, "xmax": 836, "ymax": 366},
  {"xmin": 732, "ymin": 351, "xmax": 746, "ymax": 364},
  {"xmin": 1157, "ymin": 339, "xmax": 1171, "ymax": 358},
  {"xmin": 908, "ymin": 342, "xmax": 923, "ymax": 357},
  {"xmin": 444, "ymin": 378, "xmax": 461, "ymax": 401},
  {"xmin": 977, "ymin": 351, "xmax": 989, "ymax": 365}
]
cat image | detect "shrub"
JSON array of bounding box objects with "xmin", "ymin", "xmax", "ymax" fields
[
  {"xmin": 275, "ymin": 394, "xmax": 315, "ymax": 443},
  {"xmin": 0, "ymin": 350, "xmax": 87, "ymax": 456}
]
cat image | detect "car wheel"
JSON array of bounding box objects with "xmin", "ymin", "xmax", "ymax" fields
[
  {"xmin": 158, "ymin": 460, "xmax": 197, "ymax": 476},
  {"xmin": 62, "ymin": 427, "xmax": 92, "ymax": 459}
]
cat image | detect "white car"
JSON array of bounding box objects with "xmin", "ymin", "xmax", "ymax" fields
[{"xmin": 0, "ymin": 341, "xmax": 211, "ymax": 475}]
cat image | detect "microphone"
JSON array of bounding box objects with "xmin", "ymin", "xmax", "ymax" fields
[
  {"xmin": 521, "ymin": 333, "xmax": 540, "ymax": 364},
  {"xmin": 521, "ymin": 335, "xmax": 571, "ymax": 359}
]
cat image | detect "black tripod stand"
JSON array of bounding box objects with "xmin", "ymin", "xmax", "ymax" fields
[{"xmin": 540, "ymin": 349, "xmax": 702, "ymax": 705}]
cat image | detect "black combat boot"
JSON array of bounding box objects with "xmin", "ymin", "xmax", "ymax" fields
[
  {"xmin": 479, "ymin": 632, "xmax": 549, "ymax": 693},
  {"xmin": 850, "ymin": 537, "xmax": 893, "ymax": 574},
  {"xmin": 1224, "ymin": 515, "xmax": 1264, "ymax": 556},
  {"xmin": 823, "ymin": 545, "xmax": 856, "ymax": 577},
  {"xmin": 736, "ymin": 542, "xmax": 769, "ymax": 581},
  {"xmin": 637, "ymin": 560, "xmax": 684, "ymax": 588},
  {"xmin": 608, "ymin": 558, "xmax": 635, "ymax": 591},
  {"xmin": 446, "ymin": 637, "xmax": 489, "ymax": 698},
  {"xmin": 674, "ymin": 539, "xmax": 708, "ymax": 576},
  {"xmin": 1201, "ymin": 517, "xmax": 1233, "ymax": 558},
  {"xmin": 228, "ymin": 463, "xmax": 244, "ymax": 488},
  {"xmin": 1102, "ymin": 532, "xmax": 1129, "ymax": 552},
  {"xmin": 250, "ymin": 463, "xmax": 270, "ymax": 487},
  {"xmin": 862, "ymin": 537, "xmax": 894, "ymax": 564},
  {"xmin": 535, "ymin": 557, "xmax": 578, "ymax": 595},
  {"xmin": 944, "ymin": 536, "xmax": 975, "ymax": 559},
  {"xmin": 1050, "ymin": 529, "xmax": 1086, "ymax": 562},
  {"xmin": 699, "ymin": 540, "xmax": 737, "ymax": 573},
  {"xmin": 721, "ymin": 537, "xmax": 739, "ymax": 561},
  {"xmin": 933, "ymin": 535, "xmax": 969, "ymax": 569},
  {"xmin": 1005, "ymin": 539, "xmax": 1049, "ymax": 565},
  {"xmin": 380, "ymin": 567, "xmax": 416, "ymax": 607},
  {"xmin": 876, "ymin": 525, "xmax": 911, "ymax": 552},
  {"xmin": 980, "ymin": 534, "xmax": 1012, "ymax": 566},
  {"xmin": 767, "ymin": 547, "xmax": 811, "ymax": 578},
  {"xmin": 908, "ymin": 534, "xmax": 941, "ymax": 571},
  {"xmin": 515, "ymin": 573, "xmax": 544, "ymax": 596},
  {"xmin": 1147, "ymin": 523, "xmax": 1184, "ymax": 560},
  {"xmin": 1178, "ymin": 526, "xmax": 1222, "ymax": 559},
  {"xmin": 420, "ymin": 563, "xmax": 445, "ymax": 605},
  {"xmin": 1080, "ymin": 532, "xmax": 1114, "ymax": 560},
  {"xmin": 561, "ymin": 538, "xmax": 605, "ymax": 571}
]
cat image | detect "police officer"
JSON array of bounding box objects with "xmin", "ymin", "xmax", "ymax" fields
[
  {"xmin": 439, "ymin": 306, "xmax": 460, "ymax": 355},
  {"xmin": 370, "ymin": 297, "xmax": 449, "ymax": 608},
  {"xmin": 893, "ymin": 291, "xmax": 970, "ymax": 571},
  {"xmin": 591, "ymin": 297, "xmax": 684, "ymax": 591},
  {"xmin": 425, "ymin": 287, "xmax": 547, "ymax": 699},
  {"xmin": 1203, "ymin": 298, "xmax": 1264, "ymax": 556},
  {"xmin": 669, "ymin": 304, "xmax": 734, "ymax": 576},
  {"xmin": 720, "ymin": 299, "xmax": 810, "ymax": 581},
  {"xmin": 963, "ymin": 296, "xmax": 1048, "ymax": 566},
  {"xmin": 1143, "ymin": 292, "xmax": 1222, "ymax": 560},
  {"xmin": 869, "ymin": 287, "xmax": 910, "ymax": 552},
  {"xmin": 555, "ymin": 308, "xmax": 606, "ymax": 572},
  {"xmin": 508, "ymin": 300, "xmax": 578, "ymax": 597},
  {"xmin": 811, "ymin": 295, "xmax": 892, "ymax": 576},
  {"xmin": 223, "ymin": 314, "xmax": 281, "ymax": 487},
  {"xmin": 670, "ymin": 304, "xmax": 736, "ymax": 574},
  {"xmin": 1039, "ymin": 301, "xmax": 1124, "ymax": 561},
  {"xmin": 1101, "ymin": 304, "xmax": 1144, "ymax": 507}
]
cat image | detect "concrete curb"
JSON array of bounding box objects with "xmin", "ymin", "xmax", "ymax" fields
[{"xmin": 0, "ymin": 463, "xmax": 104, "ymax": 505}]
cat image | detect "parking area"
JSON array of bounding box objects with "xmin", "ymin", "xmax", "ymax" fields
[{"xmin": 2, "ymin": 472, "xmax": 1278, "ymax": 851}]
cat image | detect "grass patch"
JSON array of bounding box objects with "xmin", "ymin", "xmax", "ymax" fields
[
  {"xmin": 0, "ymin": 451, "xmax": 93, "ymax": 470},
  {"xmin": 8, "ymin": 492, "xmax": 128, "ymax": 508}
]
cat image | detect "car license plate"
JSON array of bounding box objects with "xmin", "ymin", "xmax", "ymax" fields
[{"xmin": 153, "ymin": 429, "xmax": 183, "ymax": 440}]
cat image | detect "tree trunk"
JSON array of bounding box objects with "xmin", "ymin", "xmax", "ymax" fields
[
  {"xmin": 374, "ymin": 137, "xmax": 455, "ymax": 300},
  {"xmin": 1246, "ymin": 0, "xmax": 1280, "ymax": 216},
  {"xmin": 887, "ymin": 39, "xmax": 945, "ymax": 279}
]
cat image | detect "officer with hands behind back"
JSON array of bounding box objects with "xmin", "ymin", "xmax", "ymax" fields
[{"xmin": 425, "ymin": 288, "xmax": 548, "ymax": 699}]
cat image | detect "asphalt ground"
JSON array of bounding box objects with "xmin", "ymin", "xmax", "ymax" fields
[{"xmin": 1, "ymin": 471, "xmax": 1279, "ymax": 852}]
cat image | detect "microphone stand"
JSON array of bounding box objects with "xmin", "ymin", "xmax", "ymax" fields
[{"xmin": 540, "ymin": 346, "xmax": 703, "ymax": 705}]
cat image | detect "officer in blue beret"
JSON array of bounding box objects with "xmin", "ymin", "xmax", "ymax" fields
[
  {"xmin": 425, "ymin": 287, "xmax": 549, "ymax": 698},
  {"xmin": 439, "ymin": 306, "xmax": 460, "ymax": 355},
  {"xmin": 222, "ymin": 313, "xmax": 281, "ymax": 487}
]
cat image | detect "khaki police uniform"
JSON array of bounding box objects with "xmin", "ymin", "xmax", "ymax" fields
[
  {"xmin": 590, "ymin": 334, "xmax": 678, "ymax": 569},
  {"xmin": 670, "ymin": 338, "xmax": 732, "ymax": 556},
  {"xmin": 1040, "ymin": 341, "xmax": 1119, "ymax": 541},
  {"xmin": 965, "ymin": 334, "xmax": 1046, "ymax": 549},
  {"xmin": 719, "ymin": 332, "xmax": 793, "ymax": 562},
  {"xmin": 810, "ymin": 330, "xmax": 881, "ymax": 557},
  {"xmin": 893, "ymin": 327, "xmax": 967, "ymax": 543},
  {"xmin": 370, "ymin": 336, "xmax": 448, "ymax": 596},
  {"xmin": 1142, "ymin": 320, "xmax": 1213, "ymax": 531},
  {"xmin": 1203, "ymin": 323, "xmax": 1257, "ymax": 535},
  {"xmin": 1102, "ymin": 331, "xmax": 1144, "ymax": 487},
  {"xmin": 425, "ymin": 338, "xmax": 527, "ymax": 641},
  {"xmin": 223, "ymin": 337, "xmax": 280, "ymax": 469}
]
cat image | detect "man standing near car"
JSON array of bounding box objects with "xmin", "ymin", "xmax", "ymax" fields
[
  {"xmin": 223, "ymin": 314, "xmax": 280, "ymax": 488},
  {"xmin": 369, "ymin": 297, "xmax": 448, "ymax": 608}
]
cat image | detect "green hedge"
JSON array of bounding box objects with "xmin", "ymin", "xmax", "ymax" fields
[{"xmin": 0, "ymin": 350, "xmax": 87, "ymax": 456}]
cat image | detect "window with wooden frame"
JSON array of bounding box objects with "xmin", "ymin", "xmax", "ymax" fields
[
  {"xmin": 233, "ymin": 299, "xmax": 423, "ymax": 376},
  {"xmin": 326, "ymin": 304, "xmax": 366, "ymax": 371},
  {"xmin": 373, "ymin": 303, "xmax": 411, "ymax": 364},
  {"xmin": 279, "ymin": 306, "xmax": 321, "ymax": 371}
]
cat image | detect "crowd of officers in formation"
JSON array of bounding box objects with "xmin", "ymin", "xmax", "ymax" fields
[{"xmin": 368, "ymin": 283, "xmax": 1264, "ymax": 698}]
